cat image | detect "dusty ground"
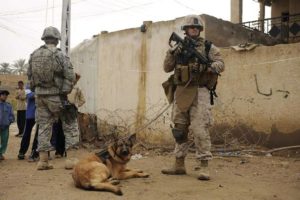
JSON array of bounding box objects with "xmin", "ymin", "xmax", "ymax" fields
[{"xmin": 0, "ymin": 124, "xmax": 299, "ymax": 200}]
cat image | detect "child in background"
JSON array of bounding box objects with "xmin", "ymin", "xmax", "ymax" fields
[{"xmin": 0, "ymin": 90, "xmax": 15, "ymax": 160}]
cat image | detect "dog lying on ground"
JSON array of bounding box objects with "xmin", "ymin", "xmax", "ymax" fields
[{"xmin": 72, "ymin": 134, "xmax": 149, "ymax": 195}]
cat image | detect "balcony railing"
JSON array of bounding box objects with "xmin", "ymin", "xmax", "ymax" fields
[{"xmin": 241, "ymin": 13, "xmax": 300, "ymax": 43}]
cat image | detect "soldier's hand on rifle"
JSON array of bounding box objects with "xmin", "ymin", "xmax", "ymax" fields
[
  {"xmin": 169, "ymin": 43, "xmax": 183, "ymax": 56},
  {"xmin": 207, "ymin": 62, "xmax": 221, "ymax": 75}
]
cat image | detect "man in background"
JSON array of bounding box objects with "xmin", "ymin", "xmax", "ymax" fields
[{"xmin": 15, "ymin": 81, "xmax": 26, "ymax": 137}]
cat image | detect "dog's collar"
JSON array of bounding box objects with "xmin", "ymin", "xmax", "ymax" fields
[
  {"xmin": 95, "ymin": 149, "xmax": 111, "ymax": 164},
  {"xmin": 108, "ymin": 146, "xmax": 129, "ymax": 164}
]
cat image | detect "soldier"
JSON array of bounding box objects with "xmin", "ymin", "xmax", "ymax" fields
[
  {"xmin": 64, "ymin": 73, "xmax": 85, "ymax": 169},
  {"xmin": 27, "ymin": 26, "xmax": 76, "ymax": 170},
  {"xmin": 161, "ymin": 15, "xmax": 224, "ymax": 180},
  {"xmin": 55, "ymin": 73, "xmax": 85, "ymax": 160}
]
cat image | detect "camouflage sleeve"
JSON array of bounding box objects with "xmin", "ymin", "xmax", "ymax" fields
[
  {"xmin": 27, "ymin": 56, "xmax": 32, "ymax": 78},
  {"xmin": 163, "ymin": 50, "xmax": 176, "ymax": 73},
  {"xmin": 56, "ymin": 52, "xmax": 76, "ymax": 94},
  {"xmin": 208, "ymin": 44, "xmax": 225, "ymax": 74},
  {"xmin": 27, "ymin": 55, "xmax": 35, "ymax": 90}
]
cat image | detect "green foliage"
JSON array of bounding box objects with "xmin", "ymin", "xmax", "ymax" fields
[
  {"xmin": 0, "ymin": 59, "xmax": 28, "ymax": 75},
  {"xmin": 12, "ymin": 59, "xmax": 28, "ymax": 75},
  {"xmin": 0, "ymin": 62, "xmax": 12, "ymax": 74}
]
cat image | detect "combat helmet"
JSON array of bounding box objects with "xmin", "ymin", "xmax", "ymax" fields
[
  {"xmin": 181, "ymin": 15, "xmax": 203, "ymax": 31},
  {"xmin": 41, "ymin": 26, "xmax": 61, "ymax": 40}
]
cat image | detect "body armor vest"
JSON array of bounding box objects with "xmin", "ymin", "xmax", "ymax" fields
[
  {"xmin": 174, "ymin": 38, "xmax": 217, "ymax": 90},
  {"xmin": 30, "ymin": 46, "xmax": 63, "ymax": 91}
]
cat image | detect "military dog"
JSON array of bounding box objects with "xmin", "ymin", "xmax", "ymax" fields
[{"xmin": 72, "ymin": 134, "xmax": 149, "ymax": 195}]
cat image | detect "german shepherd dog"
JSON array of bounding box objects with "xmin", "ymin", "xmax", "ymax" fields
[{"xmin": 72, "ymin": 134, "xmax": 149, "ymax": 195}]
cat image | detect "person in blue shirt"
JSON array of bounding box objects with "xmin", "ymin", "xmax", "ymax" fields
[
  {"xmin": 18, "ymin": 85, "xmax": 39, "ymax": 161},
  {"xmin": 0, "ymin": 89, "xmax": 15, "ymax": 160}
]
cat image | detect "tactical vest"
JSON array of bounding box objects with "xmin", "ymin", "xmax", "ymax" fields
[
  {"xmin": 173, "ymin": 39, "xmax": 218, "ymax": 90},
  {"xmin": 173, "ymin": 38, "xmax": 219, "ymax": 109},
  {"xmin": 30, "ymin": 46, "xmax": 63, "ymax": 94}
]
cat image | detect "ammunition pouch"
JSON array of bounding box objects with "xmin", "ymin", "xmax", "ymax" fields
[
  {"xmin": 198, "ymin": 71, "xmax": 218, "ymax": 105},
  {"xmin": 173, "ymin": 64, "xmax": 209, "ymax": 86},
  {"xmin": 172, "ymin": 124, "xmax": 188, "ymax": 144},
  {"xmin": 162, "ymin": 74, "xmax": 176, "ymax": 104},
  {"xmin": 174, "ymin": 65, "xmax": 190, "ymax": 85}
]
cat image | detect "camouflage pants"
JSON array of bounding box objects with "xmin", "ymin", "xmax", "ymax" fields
[
  {"xmin": 172, "ymin": 87, "xmax": 213, "ymax": 160},
  {"xmin": 63, "ymin": 117, "xmax": 80, "ymax": 149},
  {"xmin": 36, "ymin": 95, "xmax": 79, "ymax": 152}
]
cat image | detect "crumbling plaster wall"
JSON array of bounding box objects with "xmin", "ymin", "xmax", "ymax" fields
[{"xmin": 71, "ymin": 15, "xmax": 300, "ymax": 146}]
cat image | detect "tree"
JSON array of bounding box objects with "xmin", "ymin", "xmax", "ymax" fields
[
  {"xmin": 0, "ymin": 62, "xmax": 12, "ymax": 74},
  {"xmin": 12, "ymin": 58, "xmax": 27, "ymax": 75}
]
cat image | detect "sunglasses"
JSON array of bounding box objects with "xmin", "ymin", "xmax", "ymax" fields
[{"xmin": 188, "ymin": 26, "xmax": 201, "ymax": 30}]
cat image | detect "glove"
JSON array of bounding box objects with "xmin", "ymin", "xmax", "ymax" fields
[
  {"xmin": 169, "ymin": 43, "xmax": 183, "ymax": 56},
  {"xmin": 207, "ymin": 62, "xmax": 220, "ymax": 74}
]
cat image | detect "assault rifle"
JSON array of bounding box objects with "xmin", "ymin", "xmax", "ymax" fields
[
  {"xmin": 60, "ymin": 96, "xmax": 78, "ymax": 124},
  {"xmin": 168, "ymin": 32, "xmax": 220, "ymax": 75}
]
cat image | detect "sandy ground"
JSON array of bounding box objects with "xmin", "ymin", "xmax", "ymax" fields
[{"xmin": 0, "ymin": 123, "xmax": 300, "ymax": 200}]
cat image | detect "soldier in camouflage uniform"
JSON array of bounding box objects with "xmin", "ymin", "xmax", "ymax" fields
[
  {"xmin": 161, "ymin": 15, "xmax": 224, "ymax": 180},
  {"xmin": 27, "ymin": 26, "xmax": 76, "ymax": 170}
]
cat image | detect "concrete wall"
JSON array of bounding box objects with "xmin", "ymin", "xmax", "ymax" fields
[
  {"xmin": 271, "ymin": 0, "xmax": 300, "ymax": 17},
  {"xmin": 71, "ymin": 38, "xmax": 98, "ymax": 113},
  {"xmin": 71, "ymin": 15, "xmax": 300, "ymax": 146},
  {"xmin": 201, "ymin": 14, "xmax": 278, "ymax": 47},
  {"xmin": 271, "ymin": 0, "xmax": 289, "ymax": 18},
  {"xmin": 216, "ymin": 43, "xmax": 300, "ymax": 147},
  {"xmin": 231, "ymin": 0, "xmax": 243, "ymax": 23},
  {"xmin": 289, "ymin": 0, "xmax": 300, "ymax": 15}
]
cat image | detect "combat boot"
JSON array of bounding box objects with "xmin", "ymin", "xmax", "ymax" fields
[
  {"xmin": 161, "ymin": 157, "xmax": 186, "ymax": 175},
  {"xmin": 28, "ymin": 150, "xmax": 39, "ymax": 162},
  {"xmin": 37, "ymin": 152, "xmax": 53, "ymax": 170},
  {"xmin": 197, "ymin": 160, "xmax": 210, "ymax": 180},
  {"xmin": 64, "ymin": 151, "xmax": 79, "ymax": 170}
]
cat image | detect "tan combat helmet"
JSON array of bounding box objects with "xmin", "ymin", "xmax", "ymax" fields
[
  {"xmin": 41, "ymin": 26, "xmax": 61, "ymax": 40},
  {"xmin": 181, "ymin": 15, "xmax": 204, "ymax": 31}
]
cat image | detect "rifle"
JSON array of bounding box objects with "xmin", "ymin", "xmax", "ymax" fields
[
  {"xmin": 168, "ymin": 32, "xmax": 220, "ymax": 75},
  {"xmin": 60, "ymin": 95, "xmax": 78, "ymax": 124}
]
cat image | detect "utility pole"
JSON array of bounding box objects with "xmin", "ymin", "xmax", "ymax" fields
[{"xmin": 61, "ymin": 0, "xmax": 71, "ymax": 55}]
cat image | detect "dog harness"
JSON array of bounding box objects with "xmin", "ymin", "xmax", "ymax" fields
[{"xmin": 95, "ymin": 149, "xmax": 111, "ymax": 164}]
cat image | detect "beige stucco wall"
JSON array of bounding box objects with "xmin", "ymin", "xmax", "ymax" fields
[
  {"xmin": 71, "ymin": 15, "xmax": 300, "ymax": 145},
  {"xmin": 71, "ymin": 38, "xmax": 99, "ymax": 114},
  {"xmin": 201, "ymin": 14, "xmax": 278, "ymax": 47},
  {"xmin": 216, "ymin": 43, "xmax": 300, "ymax": 134}
]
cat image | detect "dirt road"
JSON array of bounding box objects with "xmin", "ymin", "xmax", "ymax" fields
[{"xmin": 0, "ymin": 124, "xmax": 299, "ymax": 200}]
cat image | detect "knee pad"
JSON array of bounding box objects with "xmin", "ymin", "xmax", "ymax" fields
[{"xmin": 172, "ymin": 124, "xmax": 188, "ymax": 144}]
